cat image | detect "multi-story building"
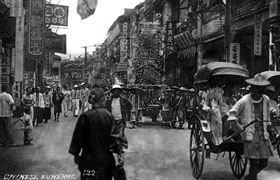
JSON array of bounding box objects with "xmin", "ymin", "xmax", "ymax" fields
[
  {"xmin": 0, "ymin": 1, "xmax": 16, "ymax": 93},
  {"xmin": 174, "ymin": 0, "xmax": 280, "ymax": 87}
]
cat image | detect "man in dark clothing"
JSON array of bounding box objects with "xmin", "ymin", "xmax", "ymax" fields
[
  {"xmin": 105, "ymin": 84, "xmax": 132, "ymax": 150},
  {"xmin": 52, "ymin": 87, "xmax": 64, "ymax": 122},
  {"xmin": 69, "ymin": 88, "xmax": 123, "ymax": 180}
]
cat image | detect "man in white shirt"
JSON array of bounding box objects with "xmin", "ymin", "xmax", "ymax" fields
[
  {"xmin": 80, "ymin": 83, "xmax": 89, "ymax": 113},
  {"xmin": 62, "ymin": 85, "xmax": 71, "ymax": 117},
  {"xmin": 32, "ymin": 87, "xmax": 44, "ymax": 127},
  {"xmin": 106, "ymin": 84, "xmax": 132, "ymax": 150},
  {"xmin": 71, "ymin": 85, "xmax": 80, "ymax": 117},
  {"xmin": 0, "ymin": 85, "xmax": 17, "ymax": 147}
]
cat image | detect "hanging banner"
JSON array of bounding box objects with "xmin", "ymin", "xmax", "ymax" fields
[
  {"xmin": 77, "ymin": 0, "xmax": 98, "ymax": 20},
  {"xmin": 229, "ymin": 43, "xmax": 240, "ymax": 64},
  {"xmin": 254, "ymin": 14, "xmax": 262, "ymax": 56},
  {"xmin": 45, "ymin": 4, "xmax": 69, "ymax": 26},
  {"xmin": 28, "ymin": 0, "xmax": 45, "ymax": 56}
]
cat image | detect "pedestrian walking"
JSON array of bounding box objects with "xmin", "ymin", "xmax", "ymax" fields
[
  {"xmin": 43, "ymin": 86, "xmax": 52, "ymax": 123},
  {"xmin": 62, "ymin": 85, "xmax": 71, "ymax": 117},
  {"xmin": 71, "ymin": 85, "xmax": 80, "ymax": 117},
  {"xmin": 21, "ymin": 87, "xmax": 34, "ymax": 123},
  {"xmin": 80, "ymin": 82, "xmax": 90, "ymax": 113},
  {"xmin": 0, "ymin": 84, "xmax": 17, "ymax": 147},
  {"xmin": 106, "ymin": 84, "xmax": 132, "ymax": 150},
  {"xmin": 69, "ymin": 87, "xmax": 123, "ymax": 180},
  {"xmin": 228, "ymin": 73, "xmax": 273, "ymax": 180},
  {"xmin": 52, "ymin": 87, "xmax": 64, "ymax": 122},
  {"xmin": 32, "ymin": 87, "xmax": 44, "ymax": 127}
]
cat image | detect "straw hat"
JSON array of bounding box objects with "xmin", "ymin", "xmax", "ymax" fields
[
  {"xmin": 111, "ymin": 84, "xmax": 122, "ymax": 92},
  {"xmin": 245, "ymin": 73, "xmax": 270, "ymax": 86},
  {"xmin": 74, "ymin": 85, "xmax": 78, "ymax": 88}
]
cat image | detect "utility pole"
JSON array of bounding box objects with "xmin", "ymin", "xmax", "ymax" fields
[
  {"xmin": 81, "ymin": 44, "xmax": 101, "ymax": 84},
  {"xmin": 82, "ymin": 46, "xmax": 88, "ymax": 83}
]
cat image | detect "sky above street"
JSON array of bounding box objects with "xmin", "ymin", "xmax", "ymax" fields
[{"xmin": 51, "ymin": 0, "xmax": 143, "ymax": 57}]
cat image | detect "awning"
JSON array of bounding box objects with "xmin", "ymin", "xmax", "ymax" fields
[{"xmin": 174, "ymin": 30, "xmax": 194, "ymax": 50}]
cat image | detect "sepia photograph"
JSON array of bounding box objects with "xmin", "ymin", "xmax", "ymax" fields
[{"xmin": 0, "ymin": 0, "xmax": 280, "ymax": 180}]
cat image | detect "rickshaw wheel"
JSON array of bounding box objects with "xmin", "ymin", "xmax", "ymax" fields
[
  {"xmin": 229, "ymin": 151, "xmax": 247, "ymax": 179},
  {"xmin": 190, "ymin": 120, "xmax": 205, "ymax": 179}
]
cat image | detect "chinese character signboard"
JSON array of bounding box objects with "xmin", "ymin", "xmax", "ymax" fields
[
  {"xmin": 46, "ymin": 34, "xmax": 67, "ymax": 54},
  {"xmin": 229, "ymin": 43, "xmax": 240, "ymax": 64},
  {"xmin": 28, "ymin": 0, "xmax": 45, "ymax": 56},
  {"xmin": 120, "ymin": 21, "xmax": 130, "ymax": 63},
  {"xmin": 165, "ymin": 21, "xmax": 175, "ymax": 55},
  {"xmin": 45, "ymin": 4, "xmax": 68, "ymax": 26},
  {"xmin": 254, "ymin": 14, "xmax": 262, "ymax": 56}
]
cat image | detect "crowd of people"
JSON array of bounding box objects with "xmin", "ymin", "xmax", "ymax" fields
[
  {"xmin": 1, "ymin": 76, "xmax": 280, "ymax": 180},
  {"xmin": 0, "ymin": 82, "xmax": 92, "ymax": 147}
]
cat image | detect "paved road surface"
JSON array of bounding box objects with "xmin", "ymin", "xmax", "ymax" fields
[{"xmin": 0, "ymin": 115, "xmax": 279, "ymax": 180}]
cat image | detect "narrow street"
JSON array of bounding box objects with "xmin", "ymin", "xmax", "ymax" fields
[{"xmin": 0, "ymin": 115, "xmax": 279, "ymax": 180}]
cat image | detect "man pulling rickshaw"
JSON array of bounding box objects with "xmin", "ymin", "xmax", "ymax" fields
[
  {"xmin": 188, "ymin": 62, "xmax": 280, "ymax": 180},
  {"xmin": 228, "ymin": 73, "xmax": 273, "ymax": 180}
]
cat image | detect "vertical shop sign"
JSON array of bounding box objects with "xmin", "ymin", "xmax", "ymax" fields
[
  {"xmin": 165, "ymin": 21, "xmax": 174, "ymax": 55},
  {"xmin": 254, "ymin": 14, "xmax": 262, "ymax": 56},
  {"xmin": 120, "ymin": 21, "xmax": 129, "ymax": 63},
  {"xmin": 28, "ymin": 0, "xmax": 45, "ymax": 56},
  {"xmin": 229, "ymin": 43, "xmax": 240, "ymax": 64}
]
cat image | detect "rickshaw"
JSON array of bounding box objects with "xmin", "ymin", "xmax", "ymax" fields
[
  {"xmin": 260, "ymin": 71, "xmax": 280, "ymax": 158},
  {"xmin": 188, "ymin": 62, "xmax": 250, "ymax": 179}
]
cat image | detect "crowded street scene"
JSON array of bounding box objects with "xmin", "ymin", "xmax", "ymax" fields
[{"xmin": 1, "ymin": 0, "xmax": 280, "ymax": 180}]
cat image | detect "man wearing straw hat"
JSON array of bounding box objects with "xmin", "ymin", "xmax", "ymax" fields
[
  {"xmin": 228, "ymin": 73, "xmax": 273, "ymax": 180},
  {"xmin": 106, "ymin": 84, "xmax": 132, "ymax": 150}
]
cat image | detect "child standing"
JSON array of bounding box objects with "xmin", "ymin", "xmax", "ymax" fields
[
  {"xmin": 14, "ymin": 108, "xmax": 33, "ymax": 145},
  {"xmin": 22, "ymin": 109, "xmax": 33, "ymax": 145}
]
